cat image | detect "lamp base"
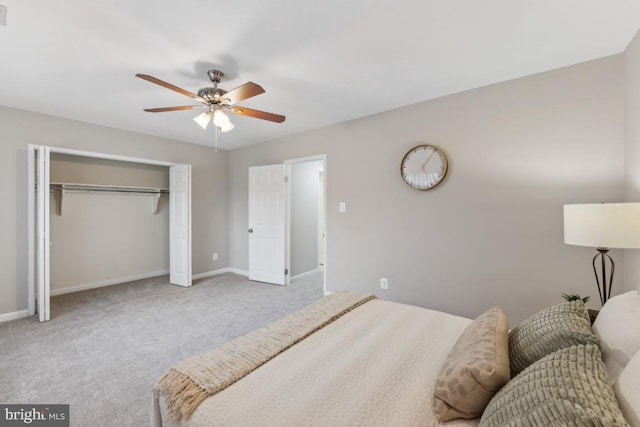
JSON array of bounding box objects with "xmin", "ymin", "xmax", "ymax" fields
[{"xmin": 592, "ymin": 248, "xmax": 614, "ymax": 307}]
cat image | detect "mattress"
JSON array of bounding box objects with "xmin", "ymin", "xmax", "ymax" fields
[{"xmin": 155, "ymin": 298, "xmax": 480, "ymax": 427}]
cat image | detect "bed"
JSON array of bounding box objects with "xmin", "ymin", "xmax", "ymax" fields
[{"xmin": 152, "ymin": 290, "xmax": 640, "ymax": 427}]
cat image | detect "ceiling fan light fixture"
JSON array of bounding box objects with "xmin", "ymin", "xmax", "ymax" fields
[
  {"xmin": 219, "ymin": 121, "xmax": 234, "ymax": 133},
  {"xmin": 213, "ymin": 108, "xmax": 234, "ymax": 132},
  {"xmin": 137, "ymin": 69, "xmax": 285, "ymax": 143},
  {"xmin": 193, "ymin": 111, "xmax": 212, "ymax": 129}
]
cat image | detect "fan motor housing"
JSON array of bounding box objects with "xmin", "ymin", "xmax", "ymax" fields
[{"xmin": 197, "ymin": 87, "xmax": 227, "ymax": 103}]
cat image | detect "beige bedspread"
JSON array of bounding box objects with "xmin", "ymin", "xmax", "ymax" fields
[
  {"xmin": 155, "ymin": 291, "xmax": 376, "ymax": 423},
  {"xmin": 155, "ymin": 299, "xmax": 480, "ymax": 427}
]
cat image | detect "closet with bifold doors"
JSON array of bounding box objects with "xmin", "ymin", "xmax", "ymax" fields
[
  {"xmin": 48, "ymin": 153, "xmax": 171, "ymax": 298},
  {"xmin": 29, "ymin": 146, "xmax": 192, "ymax": 322}
]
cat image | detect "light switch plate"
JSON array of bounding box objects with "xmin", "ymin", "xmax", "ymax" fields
[{"xmin": 339, "ymin": 202, "xmax": 346, "ymax": 213}]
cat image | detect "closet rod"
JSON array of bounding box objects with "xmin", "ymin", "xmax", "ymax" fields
[
  {"xmin": 49, "ymin": 183, "xmax": 169, "ymax": 195},
  {"xmin": 45, "ymin": 183, "xmax": 169, "ymax": 215}
]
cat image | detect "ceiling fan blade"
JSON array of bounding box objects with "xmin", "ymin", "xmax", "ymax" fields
[
  {"xmin": 143, "ymin": 106, "xmax": 205, "ymax": 113},
  {"xmin": 221, "ymin": 82, "xmax": 265, "ymax": 105},
  {"xmin": 230, "ymin": 106, "xmax": 285, "ymax": 123},
  {"xmin": 136, "ymin": 74, "xmax": 206, "ymax": 102}
]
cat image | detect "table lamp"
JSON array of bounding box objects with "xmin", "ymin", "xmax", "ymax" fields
[{"xmin": 563, "ymin": 203, "xmax": 640, "ymax": 306}]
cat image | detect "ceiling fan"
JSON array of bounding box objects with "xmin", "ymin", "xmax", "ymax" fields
[{"xmin": 135, "ymin": 70, "xmax": 285, "ymax": 133}]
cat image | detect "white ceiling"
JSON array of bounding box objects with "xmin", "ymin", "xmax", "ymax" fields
[{"xmin": 1, "ymin": 1, "xmax": 639, "ymax": 150}]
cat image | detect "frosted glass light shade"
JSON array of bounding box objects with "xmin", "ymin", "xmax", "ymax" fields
[
  {"xmin": 564, "ymin": 203, "xmax": 640, "ymax": 249},
  {"xmin": 219, "ymin": 120, "xmax": 234, "ymax": 133},
  {"xmin": 193, "ymin": 111, "xmax": 212, "ymax": 129},
  {"xmin": 212, "ymin": 109, "xmax": 234, "ymax": 132},
  {"xmin": 213, "ymin": 109, "xmax": 230, "ymax": 126}
]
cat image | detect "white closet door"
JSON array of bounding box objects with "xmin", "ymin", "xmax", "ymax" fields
[
  {"xmin": 248, "ymin": 164, "xmax": 286, "ymax": 285},
  {"xmin": 36, "ymin": 146, "xmax": 50, "ymax": 322},
  {"xmin": 169, "ymin": 164, "xmax": 192, "ymax": 287}
]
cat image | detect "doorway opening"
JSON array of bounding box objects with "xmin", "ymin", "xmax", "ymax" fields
[
  {"xmin": 286, "ymin": 157, "xmax": 325, "ymax": 294},
  {"xmin": 247, "ymin": 155, "xmax": 327, "ymax": 295},
  {"xmin": 27, "ymin": 145, "xmax": 192, "ymax": 322}
]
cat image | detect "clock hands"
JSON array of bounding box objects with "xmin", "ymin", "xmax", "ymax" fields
[{"xmin": 420, "ymin": 148, "xmax": 438, "ymax": 173}]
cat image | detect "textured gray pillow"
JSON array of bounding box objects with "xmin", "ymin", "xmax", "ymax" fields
[
  {"xmin": 479, "ymin": 344, "xmax": 630, "ymax": 427},
  {"xmin": 508, "ymin": 300, "xmax": 598, "ymax": 376}
]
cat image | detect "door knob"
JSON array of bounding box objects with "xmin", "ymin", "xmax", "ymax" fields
[{"xmin": 248, "ymin": 228, "xmax": 253, "ymax": 233}]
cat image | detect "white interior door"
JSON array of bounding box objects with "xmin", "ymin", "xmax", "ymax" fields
[
  {"xmin": 169, "ymin": 164, "xmax": 192, "ymax": 287},
  {"xmin": 36, "ymin": 146, "xmax": 50, "ymax": 322},
  {"xmin": 249, "ymin": 165, "xmax": 286, "ymax": 285}
]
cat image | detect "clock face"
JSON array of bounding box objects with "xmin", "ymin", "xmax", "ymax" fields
[{"xmin": 400, "ymin": 144, "xmax": 448, "ymax": 190}]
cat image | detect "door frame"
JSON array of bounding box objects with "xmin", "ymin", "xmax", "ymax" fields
[
  {"xmin": 27, "ymin": 145, "xmax": 192, "ymax": 320},
  {"xmin": 283, "ymin": 155, "xmax": 327, "ymax": 295},
  {"xmin": 317, "ymin": 170, "xmax": 325, "ymax": 269}
]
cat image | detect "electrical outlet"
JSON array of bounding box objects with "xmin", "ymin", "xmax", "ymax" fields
[
  {"xmin": 380, "ymin": 278, "xmax": 388, "ymax": 290},
  {"xmin": 212, "ymin": 253, "xmax": 218, "ymax": 261}
]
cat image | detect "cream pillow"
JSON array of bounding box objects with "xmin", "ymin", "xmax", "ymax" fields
[
  {"xmin": 433, "ymin": 305, "xmax": 510, "ymax": 421},
  {"xmin": 592, "ymin": 290, "xmax": 640, "ymax": 382},
  {"xmin": 614, "ymin": 350, "xmax": 640, "ymax": 427}
]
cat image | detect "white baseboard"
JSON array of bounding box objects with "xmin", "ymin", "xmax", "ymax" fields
[
  {"xmin": 192, "ymin": 267, "xmax": 249, "ymax": 280},
  {"xmin": 226, "ymin": 267, "xmax": 249, "ymax": 277},
  {"xmin": 0, "ymin": 309, "xmax": 29, "ymax": 323},
  {"xmin": 192, "ymin": 268, "xmax": 231, "ymax": 280},
  {"xmin": 291, "ymin": 268, "xmax": 321, "ymax": 281},
  {"xmin": 50, "ymin": 270, "xmax": 170, "ymax": 296},
  {"xmin": 52, "ymin": 268, "xmax": 253, "ymax": 294}
]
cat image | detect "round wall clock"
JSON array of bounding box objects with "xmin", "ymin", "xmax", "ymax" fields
[{"xmin": 400, "ymin": 144, "xmax": 448, "ymax": 190}]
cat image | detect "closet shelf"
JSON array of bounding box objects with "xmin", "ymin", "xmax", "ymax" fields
[{"xmin": 49, "ymin": 182, "xmax": 169, "ymax": 215}]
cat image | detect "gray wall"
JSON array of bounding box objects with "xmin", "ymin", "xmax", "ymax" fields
[
  {"xmin": 49, "ymin": 154, "xmax": 170, "ymax": 292},
  {"xmin": 290, "ymin": 160, "xmax": 323, "ymax": 276},
  {"xmin": 50, "ymin": 153, "xmax": 169, "ymax": 187},
  {"xmin": 1, "ymin": 106, "xmax": 228, "ymax": 316},
  {"xmin": 1, "ymin": 53, "xmax": 633, "ymax": 320},
  {"xmin": 624, "ymin": 28, "xmax": 640, "ymax": 293},
  {"xmin": 229, "ymin": 56, "xmax": 625, "ymax": 324}
]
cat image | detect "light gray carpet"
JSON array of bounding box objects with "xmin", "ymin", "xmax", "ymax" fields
[{"xmin": 0, "ymin": 272, "xmax": 324, "ymax": 426}]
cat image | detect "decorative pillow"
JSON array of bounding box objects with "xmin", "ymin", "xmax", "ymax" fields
[
  {"xmin": 433, "ymin": 305, "xmax": 510, "ymax": 421},
  {"xmin": 592, "ymin": 290, "xmax": 640, "ymax": 382},
  {"xmin": 615, "ymin": 350, "xmax": 640, "ymax": 427},
  {"xmin": 508, "ymin": 300, "xmax": 598, "ymax": 376},
  {"xmin": 479, "ymin": 344, "xmax": 630, "ymax": 427}
]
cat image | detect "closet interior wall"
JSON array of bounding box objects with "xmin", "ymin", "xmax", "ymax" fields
[{"xmin": 49, "ymin": 153, "xmax": 170, "ymax": 295}]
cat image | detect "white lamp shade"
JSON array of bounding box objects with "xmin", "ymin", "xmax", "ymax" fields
[
  {"xmin": 564, "ymin": 203, "xmax": 640, "ymax": 249},
  {"xmin": 193, "ymin": 111, "xmax": 212, "ymax": 129},
  {"xmin": 219, "ymin": 121, "xmax": 234, "ymax": 133},
  {"xmin": 212, "ymin": 109, "xmax": 234, "ymax": 132},
  {"xmin": 212, "ymin": 109, "xmax": 230, "ymax": 127}
]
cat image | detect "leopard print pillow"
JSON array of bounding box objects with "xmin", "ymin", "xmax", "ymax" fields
[{"xmin": 433, "ymin": 305, "xmax": 510, "ymax": 421}]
